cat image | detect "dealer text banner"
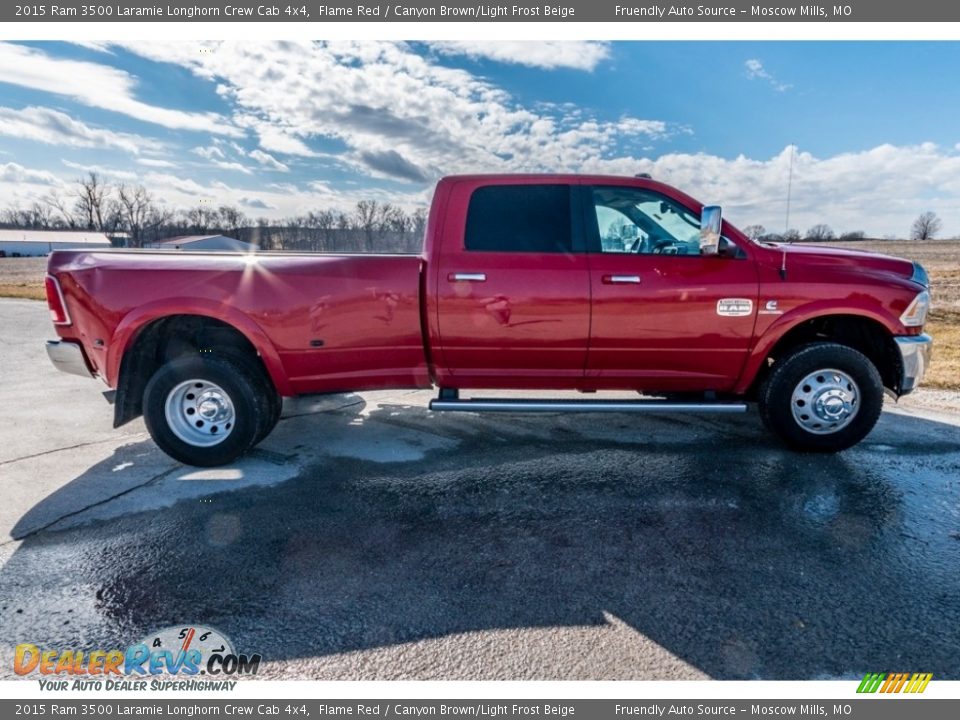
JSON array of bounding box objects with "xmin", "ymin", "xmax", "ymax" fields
[
  {"xmin": 2, "ymin": 701, "xmax": 960, "ymax": 719},
  {"xmin": 6, "ymin": 1, "xmax": 960, "ymax": 23}
]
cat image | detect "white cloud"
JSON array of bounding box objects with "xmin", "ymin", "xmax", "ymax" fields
[
  {"xmin": 0, "ymin": 106, "xmax": 158, "ymax": 154},
  {"xmin": 251, "ymin": 125, "xmax": 318, "ymax": 157},
  {"xmin": 429, "ymin": 41, "xmax": 610, "ymax": 71},
  {"xmin": 8, "ymin": 140, "xmax": 960, "ymax": 237},
  {"xmin": 6, "ymin": 43, "xmax": 959, "ymax": 237},
  {"xmin": 745, "ymin": 59, "xmax": 792, "ymax": 92},
  {"xmin": 0, "ymin": 42, "xmax": 240, "ymax": 136},
  {"xmin": 249, "ymin": 149, "xmax": 289, "ymax": 172},
  {"xmin": 582, "ymin": 143, "xmax": 960, "ymax": 236},
  {"xmin": 61, "ymin": 160, "xmax": 139, "ymax": 181},
  {"xmin": 136, "ymin": 158, "xmax": 177, "ymax": 168},
  {"xmin": 211, "ymin": 160, "xmax": 253, "ymax": 174},
  {"xmin": 239, "ymin": 196, "xmax": 275, "ymax": 209},
  {"xmin": 70, "ymin": 41, "xmax": 113, "ymax": 54},
  {"xmin": 191, "ymin": 145, "xmax": 252, "ymax": 173},
  {"xmin": 0, "ymin": 161, "xmax": 60, "ymax": 185},
  {"xmin": 107, "ymin": 40, "xmax": 669, "ymax": 184},
  {"xmin": 193, "ymin": 145, "xmax": 226, "ymax": 160}
]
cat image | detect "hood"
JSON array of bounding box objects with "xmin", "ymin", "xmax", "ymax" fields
[{"xmin": 759, "ymin": 242, "xmax": 915, "ymax": 278}]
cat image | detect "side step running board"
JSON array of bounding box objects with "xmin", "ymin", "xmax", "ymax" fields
[{"xmin": 429, "ymin": 397, "xmax": 748, "ymax": 413}]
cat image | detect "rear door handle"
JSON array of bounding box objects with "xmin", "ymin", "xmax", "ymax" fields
[
  {"xmin": 602, "ymin": 274, "xmax": 641, "ymax": 284},
  {"xmin": 449, "ymin": 273, "xmax": 486, "ymax": 282}
]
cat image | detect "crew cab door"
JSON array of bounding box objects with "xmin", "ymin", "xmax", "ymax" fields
[
  {"xmin": 583, "ymin": 184, "xmax": 759, "ymax": 391},
  {"xmin": 434, "ymin": 181, "xmax": 590, "ymax": 386}
]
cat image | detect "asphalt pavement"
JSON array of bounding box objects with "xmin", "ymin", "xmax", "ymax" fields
[{"xmin": 0, "ymin": 297, "xmax": 958, "ymax": 680}]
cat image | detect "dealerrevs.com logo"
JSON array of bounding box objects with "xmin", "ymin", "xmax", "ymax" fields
[{"xmin": 14, "ymin": 625, "xmax": 261, "ymax": 691}]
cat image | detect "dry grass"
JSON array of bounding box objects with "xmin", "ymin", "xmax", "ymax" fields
[
  {"xmin": 826, "ymin": 240, "xmax": 959, "ymax": 390},
  {"xmin": 2, "ymin": 243, "xmax": 958, "ymax": 388},
  {"xmin": 0, "ymin": 284, "xmax": 45, "ymax": 300},
  {"xmin": 0, "ymin": 257, "xmax": 47, "ymax": 301}
]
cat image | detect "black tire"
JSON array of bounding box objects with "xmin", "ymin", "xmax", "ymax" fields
[
  {"xmin": 255, "ymin": 383, "xmax": 282, "ymax": 444},
  {"xmin": 214, "ymin": 350, "xmax": 282, "ymax": 444},
  {"xmin": 758, "ymin": 342, "xmax": 884, "ymax": 452},
  {"xmin": 143, "ymin": 354, "xmax": 269, "ymax": 467}
]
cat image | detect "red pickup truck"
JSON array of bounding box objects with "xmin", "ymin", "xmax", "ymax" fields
[{"xmin": 45, "ymin": 174, "xmax": 932, "ymax": 466}]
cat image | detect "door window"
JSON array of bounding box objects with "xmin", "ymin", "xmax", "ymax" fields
[
  {"xmin": 591, "ymin": 186, "xmax": 702, "ymax": 256},
  {"xmin": 465, "ymin": 185, "xmax": 572, "ymax": 253}
]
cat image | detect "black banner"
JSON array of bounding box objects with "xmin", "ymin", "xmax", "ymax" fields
[
  {"xmin": 2, "ymin": 699, "xmax": 960, "ymax": 719},
  {"xmin": 4, "ymin": 1, "xmax": 959, "ymax": 23}
]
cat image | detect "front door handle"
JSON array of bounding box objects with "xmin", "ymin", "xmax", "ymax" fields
[
  {"xmin": 449, "ymin": 273, "xmax": 487, "ymax": 282},
  {"xmin": 602, "ymin": 274, "xmax": 641, "ymax": 284}
]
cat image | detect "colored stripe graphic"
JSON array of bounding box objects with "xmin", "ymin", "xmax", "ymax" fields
[
  {"xmin": 857, "ymin": 672, "xmax": 932, "ymax": 693},
  {"xmin": 857, "ymin": 673, "xmax": 885, "ymax": 693}
]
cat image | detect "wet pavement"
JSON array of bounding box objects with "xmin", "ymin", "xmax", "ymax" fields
[{"xmin": 1, "ymin": 298, "xmax": 959, "ymax": 680}]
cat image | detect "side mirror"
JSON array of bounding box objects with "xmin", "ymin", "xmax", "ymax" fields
[{"xmin": 699, "ymin": 205, "xmax": 722, "ymax": 256}]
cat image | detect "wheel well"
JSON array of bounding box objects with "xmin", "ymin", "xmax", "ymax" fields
[
  {"xmin": 114, "ymin": 315, "xmax": 272, "ymax": 427},
  {"xmin": 751, "ymin": 315, "xmax": 902, "ymax": 398}
]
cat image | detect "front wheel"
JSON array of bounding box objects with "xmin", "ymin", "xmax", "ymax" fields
[
  {"xmin": 758, "ymin": 342, "xmax": 884, "ymax": 452},
  {"xmin": 143, "ymin": 354, "xmax": 269, "ymax": 466}
]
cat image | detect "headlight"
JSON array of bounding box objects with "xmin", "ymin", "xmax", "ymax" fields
[
  {"xmin": 911, "ymin": 262, "xmax": 929, "ymax": 288},
  {"xmin": 900, "ymin": 290, "xmax": 931, "ymax": 327}
]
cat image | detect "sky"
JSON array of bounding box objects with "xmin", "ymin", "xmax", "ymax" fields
[{"xmin": 1, "ymin": 40, "xmax": 959, "ymax": 237}]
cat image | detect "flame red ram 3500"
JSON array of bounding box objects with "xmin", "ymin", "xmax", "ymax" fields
[{"xmin": 46, "ymin": 174, "xmax": 932, "ymax": 466}]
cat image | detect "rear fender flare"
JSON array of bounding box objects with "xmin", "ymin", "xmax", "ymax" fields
[{"xmin": 106, "ymin": 298, "xmax": 292, "ymax": 396}]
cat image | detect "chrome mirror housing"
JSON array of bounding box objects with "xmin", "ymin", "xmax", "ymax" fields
[{"xmin": 699, "ymin": 205, "xmax": 722, "ymax": 255}]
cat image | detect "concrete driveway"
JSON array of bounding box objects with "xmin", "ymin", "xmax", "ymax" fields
[{"xmin": 1, "ymin": 297, "xmax": 958, "ymax": 680}]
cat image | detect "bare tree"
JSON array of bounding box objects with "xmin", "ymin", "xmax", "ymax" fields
[
  {"xmin": 305, "ymin": 209, "xmax": 338, "ymax": 251},
  {"xmin": 839, "ymin": 230, "xmax": 866, "ymax": 240},
  {"xmin": 185, "ymin": 204, "xmax": 220, "ymax": 235},
  {"xmin": 76, "ymin": 172, "xmax": 111, "ymax": 231},
  {"xmin": 117, "ymin": 184, "xmax": 167, "ymax": 248},
  {"xmin": 44, "ymin": 190, "xmax": 78, "ymax": 229},
  {"xmin": 768, "ymin": 228, "xmax": 802, "ymax": 243},
  {"xmin": 217, "ymin": 205, "xmax": 248, "ymax": 239},
  {"xmin": 28, "ymin": 201, "xmax": 54, "ymax": 228},
  {"xmin": 742, "ymin": 224, "xmax": 766, "ymax": 241},
  {"xmin": 910, "ymin": 211, "xmax": 942, "ymax": 240},
  {"xmin": 1, "ymin": 202, "xmax": 55, "ymax": 229},
  {"xmin": 3, "ymin": 185, "xmax": 432, "ymax": 254},
  {"xmin": 411, "ymin": 207, "xmax": 428, "ymax": 240},
  {"xmin": 355, "ymin": 200, "xmax": 386, "ymax": 251},
  {"xmin": 804, "ymin": 224, "xmax": 835, "ymax": 242}
]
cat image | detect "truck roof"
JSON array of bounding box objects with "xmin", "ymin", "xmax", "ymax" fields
[{"xmin": 436, "ymin": 173, "xmax": 704, "ymax": 210}]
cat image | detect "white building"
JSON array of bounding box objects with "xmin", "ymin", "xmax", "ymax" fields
[
  {"xmin": 146, "ymin": 235, "xmax": 258, "ymax": 252},
  {"xmin": 0, "ymin": 229, "xmax": 113, "ymax": 257}
]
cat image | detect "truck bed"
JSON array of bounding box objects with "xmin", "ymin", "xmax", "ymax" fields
[{"xmin": 47, "ymin": 250, "xmax": 432, "ymax": 395}]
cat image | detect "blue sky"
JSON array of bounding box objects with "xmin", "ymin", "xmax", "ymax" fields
[{"xmin": 1, "ymin": 40, "xmax": 959, "ymax": 236}]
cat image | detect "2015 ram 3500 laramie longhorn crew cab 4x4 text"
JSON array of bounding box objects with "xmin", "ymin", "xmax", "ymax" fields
[{"xmin": 45, "ymin": 174, "xmax": 933, "ymax": 466}]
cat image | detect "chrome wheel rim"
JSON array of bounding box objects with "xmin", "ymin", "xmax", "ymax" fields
[
  {"xmin": 164, "ymin": 379, "xmax": 235, "ymax": 447},
  {"xmin": 791, "ymin": 368, "xmax": 860, "ymax": 435}
]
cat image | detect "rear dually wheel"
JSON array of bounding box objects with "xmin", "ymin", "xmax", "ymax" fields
[{"xmin": 143, "ymin": 354, "xmax": 269, "ymax": 466}]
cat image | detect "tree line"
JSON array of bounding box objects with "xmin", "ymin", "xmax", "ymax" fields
[
  {"xmin": 0, "ymin": 172, "xmax": 428, "ymax": 253},
  {"xmin": 741, "ymin": 211, "xmax": 945, "ymax": 243},
  {"xmin": 1, "ymin": 172, "xmax": 950, "ymax": 250}
]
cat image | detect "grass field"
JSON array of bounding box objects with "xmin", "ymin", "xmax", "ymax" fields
[
  {"xmin": 3, "ymin": 242, "xmax": 957, "ymax": 389},
  {"xmin": 0, "ymin": 257, "xmax": 47, "ymax": 300},
  {"xmin": 824, "ymin": 240, "xmax": 959, "ymax": 391}
]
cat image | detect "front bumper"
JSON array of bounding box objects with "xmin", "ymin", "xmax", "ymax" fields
[
  {"xmin": 895, "ymin": 333, "xmax": 933, "ymax": 395},
  {"xmin": 46, "ymin": 340, "xmax": 94, "ymax": 378}
]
